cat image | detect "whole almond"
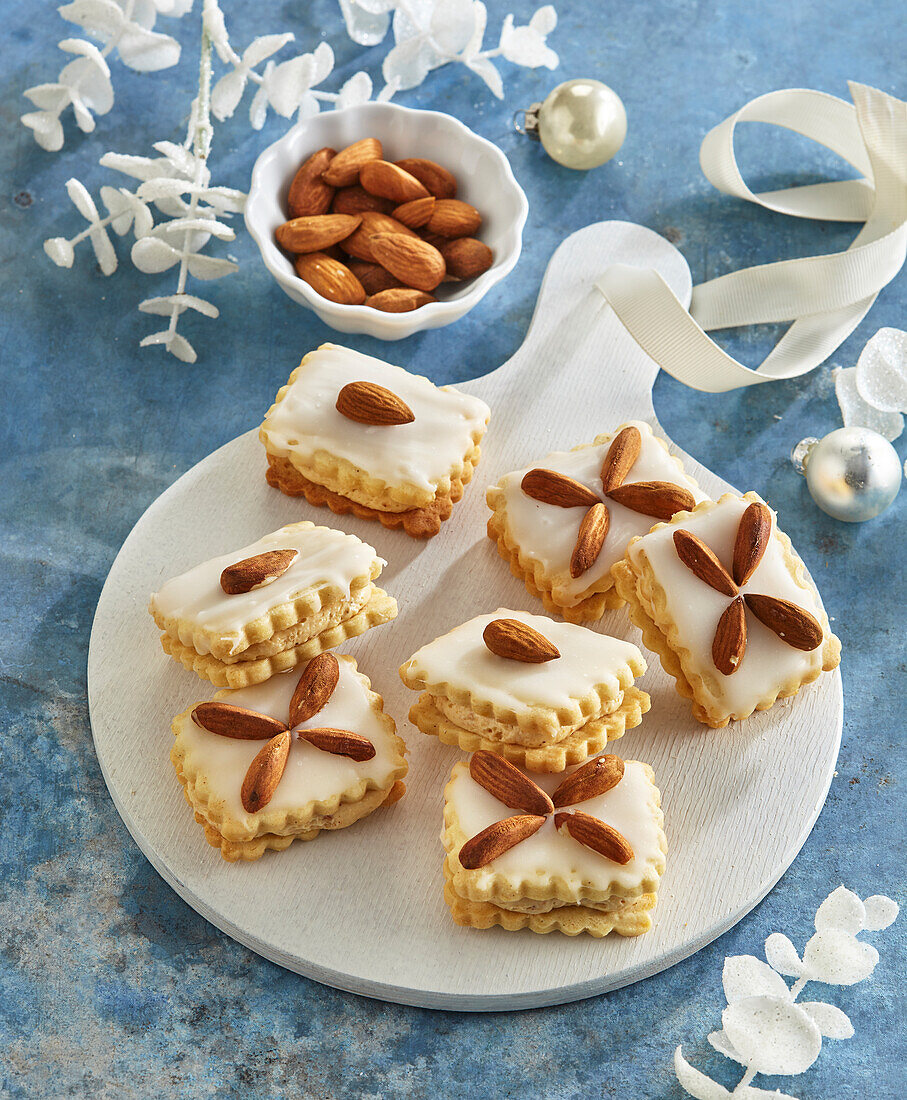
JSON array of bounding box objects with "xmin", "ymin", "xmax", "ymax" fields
[
  {"xmin": 439, "ymin": 237, "xmax": 493, "ymax": 280},
  {"xmin": 240, "ymin": 731, "xmax": 291, "ymax": 813},
  {"xmin": 743, "ymin": 594, "xmax": 823, "ymax": 651},
  {"xmin": 289, "ymin": 653, "xmax": 340, "ymax": 727},
  {"xmin": 551, "ymin": 754, "xmax": 625, "ymax": 808},
  {"xmin": 366, "ymin": 288, "xmax": 436, "ymax": 312},
  {"xmin": 287, "ymin": 147, "xmax": 336, "ymax": 218},
  {"xmin": 570, "ymin": 502, "xmax": 610, "ymax": 578},
  {"xmin": 427, "ymin": 199, "xmax": 481, "ymax": 239},
  {"xmin": 733, "ymin": 502, "xmax": 773, "ymax": 585},
  {"xmin": 554, "ymin": 811, "xmax": 634, "ymax": 864},
  {"xmin": 336, "ymin": 380, "xmax": 415, "ymax": 425},
  {"xmin": 322, "ymin": 138, "xmax": 383, "ymax": 187},
  {"xmin": 600, "ymin": 426, "xmax": 642, "ymax": 492},
  {"xmin": 458, "ymin": 814, "xmax": 547, "ymax": 869},
  {"xmin": 220, "ymin": 548, "xmax": 299, "ymax": 595},
  {"xmin": 339, "ymin": 211, "xmax": 418, "ymax": 263},
  {"xmin": 275, "ymin": 213, "xmax": 361, "ymax": 254},
  {"xmin": 673, "ymin": 530, "xmax": 737, "ymax": 597},
  {"xmin": 521, "ymin": 468, "xmax": 601, "ymax": 508},
  {"xmin": 331, "ymin": 184, "xmax": 394, "ymax": 216},
  {"xmin": 392, "ymin": 196, "xmax": 436, "ymax": 229},
  {"xmin": 369, "ymin": 233, "xmax": 446, "ymax": 292},
  {"xmin": 347, "ymin": 261, "xmax": 405, "ymax": 296},
  {"xmin": 483, "ymin": 618, "xmax": 560, "ymax": 663},
  {"xmin": 469, "ymin": 750, "xmax": 554, "ymax": 817},
  {"xmin": 191, "ymin": 702, "xmax": 288, "ymax": 741},
  {"xmin": 607, "ymin": 480, "xmax": 695, "ymax": 521},
  {"xmin": 298, "ymin": 727, "xmax": 376, "ymax": 761},
  {"xmin": 712, "ymin": 596, "xmax": 747, "ymax": 675},
  {"xmin": 360, "ymin": 160, "xmax": 429, "ymax": 204},
  {"xmin": 293, "ymin": 252, "xmax": 366, "ymax": 305},
  {"xmin": 395, "ymin": 158, "xmax": 457, "ymax": 199},
  {"xmin": 419, "ymin": 230, "xmax": 451, "ymax": 250}
]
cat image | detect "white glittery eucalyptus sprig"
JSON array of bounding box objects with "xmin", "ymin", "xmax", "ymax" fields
[{"xmin": 674, "ymin": 886, "xmax": 899, "ymax": 1100}]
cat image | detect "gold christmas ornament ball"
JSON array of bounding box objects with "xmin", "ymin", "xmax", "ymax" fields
[{"xmin": 522, "ymin": 79, "xmax": 627, "ymax": 169}]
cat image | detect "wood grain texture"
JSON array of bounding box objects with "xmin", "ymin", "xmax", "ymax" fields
[{"xmin": 87, "ymin": 223, "xmax": 842, "ymax": 1010}]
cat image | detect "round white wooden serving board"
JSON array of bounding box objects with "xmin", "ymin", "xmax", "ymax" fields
[{"xmin": 88, "ymin": 223, "xmax": 843, "ymax": 1011}]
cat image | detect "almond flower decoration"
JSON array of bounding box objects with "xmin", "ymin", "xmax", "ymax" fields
[
  {"xmin": 521, "ymin": 426, "xmax": 696, "ymax": 579},
  {"xmin": 672, "ymin": 501, "xmax": 824, "ymax": 675},
  {"xmin": 458, "ymin": 751, "xmax": 634, "ymax": 869},
  {"xmin": 191, "ymin": 653, "xmax": 375, "ymax": 813}
]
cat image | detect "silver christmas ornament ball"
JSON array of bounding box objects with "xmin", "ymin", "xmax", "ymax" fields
[
  {"xmin": 521, "ymin": 79, "xmax": 627, "ymax": 169},
  {"xmin": 796, "ymin": 426, "xmax": 902, "ymax": 522}
]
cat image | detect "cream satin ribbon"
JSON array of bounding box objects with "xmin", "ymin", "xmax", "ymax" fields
[{"xmin": 596, "ymin": 82, "xmax": 907, "ymax": 392}]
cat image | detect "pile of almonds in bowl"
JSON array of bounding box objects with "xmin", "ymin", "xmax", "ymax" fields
[{"xmin": 274, "ymin": 138, "xmax": 495, "ymax": 314}]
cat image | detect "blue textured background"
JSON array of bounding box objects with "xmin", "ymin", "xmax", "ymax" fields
[{"xmin": 2, "ymin": 1, "xmax": 904, "ymax": 1097}]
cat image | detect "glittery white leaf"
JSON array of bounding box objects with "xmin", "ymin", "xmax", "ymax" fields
[
  {"xmin": 430, "ymin": 0, "xmax": 477, "ymax": 54},
  {"xmin": 116, "ymin": 23, "xmax": 182, "ymax": 72},
  {"xmin": 203, "ymin": 0, "xmax": 232, "ymax": 62},
  {"xmin": 23, "ymin": 83, "xmax": 71, "ymax": 111},
  {"xmin": 355, "ymin": 0, "xmax": 397, "ymax": 13},
  {"xmin": 22, "ymin": 111, "xmax": 65, "ymax": 151},
  {"xmin": 58, "ymin": 1, "xmax": 124, "ymax": 44},
  {"xmin": 764, "ymin": 933, "xmax": 803, "ymax": 978},
  {"xmin": 211, "ymin": 67, "xmax": 248, "ymax": 120},
  {"xmin": 337, "ymin": 70, "xmax": 372, "ymax": 109},
  {"xmin": 338, "ymin": 0, "xmax": 392, "ymax": 45},
  {"xmin": 855, "ymin": 327, "xmax": 907, "ymax": 412},
  {"xmin": 243, "ymin": 32, "xmax": 294, "ymax": 68},
  {"xmin": 834, "ymin": 367, "xmax": 904, "ymax": 441},
  {"xmin": 248, "ymin": 75, "xmax": 271, "ymax": 129},
  {"xmin": 800, "ymin": 1001, "xmax": 854, "ymax": 1039},
  {"xmin": 135, "ymin": 178, "xmax": 189, "ymax": 202},
  {"xmin": 723, "ymin": 956, "xmax": 792, "ymax": 1004},
  {"xmin": 498, "ymin": 11, "xmax": 559, "ymax": 68},
  {"xmin": 152, "ymin": 141, "xmax": 201, "ymax": 178},
  {"xmin": 197, "ymin": 186, "xmax": 245, "ymax": 213},
  {"xmin": 154, "ymin": 216, "xmax": 234, "ymax": 240},
  {"xmin": 802, "ymin": 929, "xmax": 878, "ymax": 986},
  {"xmin": 310, "ymin": 41, "xmax": 334, "ymax": 82},
  {"xmin": 151, "ymin": 0, "xmax": 194, "ymax": 14},
  {"xmin": 59, "ymin": 54, "xmax": 114, "ymax": 115},
  {"xmin": 185, "ymin": 252, "xmax": 238, "ymax": 279},
  {"xmin": 89, "ymin": 222, "xmax": 117, "ymax": 274},
  {"xmin": 296, "ymin": 91, "xmax": 322, "ymax": 121},
  {"xmin": 44, "ymin": 236, "xmax": 75, "ymax": 267},
  {"xmin": 861, "ymin": 895, "xmax": 899, "ymax": 931},
  {"xmin": 467, "ymin": 56, "xmax": 503, "ymax": 98},
  {"xmin": 673, "ymin": 1048, "xmax": 731, "ymax": 1100},
  {"xmin": 100, "ymin": 186, "xmax": 153, "ymax": 236},
  {"xmin": 66, "ymin": 178, "xmax": 101, "ymax": 221},
  {"xmin": 707, "ymin": 1028, "xmax": 746, "ymax": 1064},
  {"xmin": 815, "ymin": 886, "xmax": 865, "ymax": 935},
  {"xmin": 461, "ymin": 0, "xmax": 487, "ymax": 59},
  {"xmin": 382, "ymin": 35, "xmax": 436, "ymax": 91},
  {"xmin": 140, "ymin": 329, "xmax": 197, "ymax": 362},
  {"xmin": 530, "ymin": 4, "xmax": 558, "ymax": 34},
  {"xmin": 139, "ymin": 293, "xmax": 218, "ymax": 317},
  {"xmin": 131, "ymin": 235, "xmax": 182, "ymax": 273},
  {"xmin": 722, "ymin": 997, "xmax": 822, "ymax": 1076},
  {"xmin": 101, "ymin": 152, "xmax": 167, "ymax": 181}
]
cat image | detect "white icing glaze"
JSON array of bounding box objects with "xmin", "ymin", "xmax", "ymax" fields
[
  {"xmin": 174, "ymin": 658, "xmax": 399, "ymax": 820},
  {"xmin": 497, "ymin": 421, "xmax": 706, "ymax": 606},
  {"xmin": 629, "ymin": 495, "xmax": 827, "ymax": 717},
  {"xmin": 261, "ymin": 344, "xmax": 490, "ymax": 492},
  {"xmin": 151, "ymin": 522, "xmax": 381, "ymax": 653},
  {"xmin": 402, "ymin": 608, "xmax": 644, "ymax": 716},
  {"xmin": 448, "ymin": 758, "xmax": 663, "ymax": 894}
]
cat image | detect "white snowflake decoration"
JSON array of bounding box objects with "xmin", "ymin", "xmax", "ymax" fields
[{"xmin": 674, "ymin": 886, "xmax": 898, "ymax": 1099}]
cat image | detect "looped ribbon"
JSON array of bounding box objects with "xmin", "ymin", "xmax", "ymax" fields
[{"xmin": 596, "ymin": 82, "xmax": 907, "ymax": 392}]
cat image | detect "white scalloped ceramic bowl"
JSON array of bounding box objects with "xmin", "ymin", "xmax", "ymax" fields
[{"xmin": 245, "ymin": 102, "xmax": 528, "ymax": 340}]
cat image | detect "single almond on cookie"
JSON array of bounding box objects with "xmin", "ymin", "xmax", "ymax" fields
[
  {"xmin": 483, "ymin": 618, "xmax": 560, "ymax": 663},
  {"xmin": 293, "ymin": 252, "xmax": 366, "ymax": 305},
  {"xmin": 360, "ymin": 160, "xmax": 430, "ymax": 204},
  {"xmin": 392, "ymin": 195, "xmax": 436, "ymax": 228},
  {"xmin": 551, "ymin": 754, "xmax": 625, "ymax": 808},
  {"xmin": 439, "ymin": 237, "xmax": 493, "ymax": 280},
  {"xmin": 554, "ymin": 811, "xmax": 634, "ymax": 864},
  {"xmin": 469, "ymin": 751, "xmax": 554, "ymax": 816},
  {"xmin": 743, "ymin": 594, "xmax": 823, "ymax": 651},
  {"xmin": 458, "ymin": 814, "xmax": 547, "ymax": 869},
  {"xmin": 241, "ymin": 730, "xmax": 291, "ymax": 813},
  {"xmin": 274, "ymin": 213, "xmax": 361, "ymax": 254},
  {"xmin": 733, "ymin": 501, "xmax": 773, "ymax": 585},
  {"xmin": 394, "ymin": 158, "xmax": 457, "ymax": 199},
  {"xmin": 520, "ymin": 468, "xmax": 601, "ymax": 509},
  {"xmin": 368, "ymin": 233, "xmax": 446, "ymax": 292},
  {"xmin": 427, "ymin": 199, "xmax": 481, "ymax": 238},
  {"xmin": 366, "ymin": 288, "xmax": 436, "ymax": 312},
  {"xmin": 336, "ymin": 380, "xmax": 415, "ymax": 425},
  {"xmin": 331, "ymin": 184, "xmax": 394, "ymax": 216},
  {"xmin": 322, "ymin": 138, "xmax": 383, "ymax": 187},
  {"xmin": 339, "ymin": 211, "xmax": 418, "ymax": 263},
  {"xmin": 607, "ymin": 480, "xmax": 695, "ymax": 521},
  {"xmin": 570, "ymin": 502, "xmax": 610, "ymax": 579},
  {"xmin": 347, "ymin": 261, "xmax": 405, "ymax": 296},
  {"xmin": 220, "ymin": 548, "xmax": 299, "ymax": 594},
  {"xmin": 712, "ymin": 596, "xmax": 747, "ymax": 675},
  {"xmin": 289, "ymin": 653, "xmax": 340, "ymax": 726},
  {"xmin": 672, "ymin": 530, "xmax": 737, "ymax": 597},
  {"xmin": 287, "ymin": 147, "xmax": 336, "ymax": 218},
  {"xmin": 191, "ymin": 702, "xmax": 288, "ymax": 741},
  {"xmin": 600, "ymin": 426, "xmax": 642, "ymax": 492},
  {"xmin": 298, "ymin": 727, "xmax": 376, "ymax": 761}
]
